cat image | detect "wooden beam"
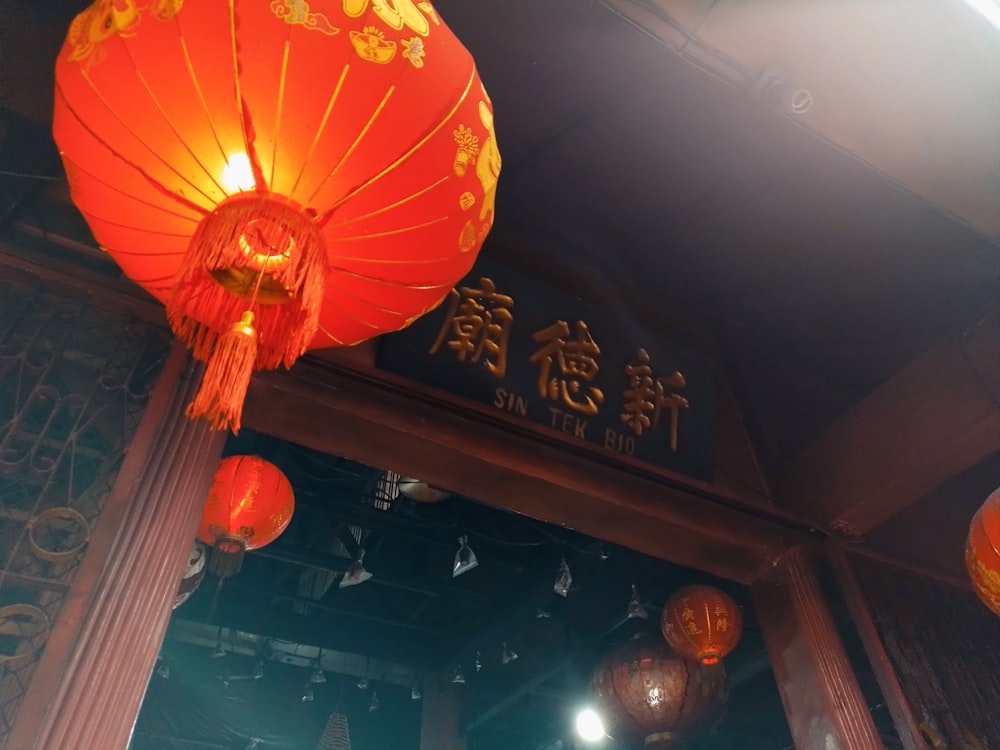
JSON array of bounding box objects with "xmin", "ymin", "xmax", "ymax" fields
[
  {"xmin": 776, "ymin": 311, "xmax": 1000, "ymax": 535},
  {"xmin": 243, "ymin": 359, "xmax": 813, "ymax": 584}
]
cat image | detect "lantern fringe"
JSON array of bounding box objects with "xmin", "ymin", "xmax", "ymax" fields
[
  {"xmin": 693, "ymin": 661, "xmax": 729, "ymax": 703},
  {"xmin": 168, "ymin": 193, "xmax": 326, "ymax": 371},
  {"xmin": 645, "ymin": 732, "xmax": 686, "ymax": 750},
  {"xmin": 186, "ymin": 311, "xmax": 258, "ymax": 433},
  {"xmin": 207, "ymin": 535, "xmax": 247, "ymax": 579}
]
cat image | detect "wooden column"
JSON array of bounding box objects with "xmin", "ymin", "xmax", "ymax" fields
[
  {"xmin": 751, "ymin": 545, "xmax": 882, "ymax": 750},
  {"xmin": 419, "ymin": 674, "xmax": 467, "ymax": 750},
  {"xmin": 7, "ymin": 344, "xmax": 227, "ymax": 750},
  {"xmin": 828, "ymin": 544, "xmax": 923, "ymax": 750}
]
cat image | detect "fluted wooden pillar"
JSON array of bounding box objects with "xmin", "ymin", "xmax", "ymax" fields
[
  {"xmin": 751, "ymin": 545, "xmax": 882, "ymax": 750},
  {"xmin": 7, "ymin": 344, "xmax": 227, "ymax": 750}
]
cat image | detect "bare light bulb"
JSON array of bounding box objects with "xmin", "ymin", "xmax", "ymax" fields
[
  {"xmin": 575, "ymin": 708, "xmax": 605, "ymax": 742},
  {"xmin": 221, "ymin": 153, "xmax": 256, "ymax": 193}
]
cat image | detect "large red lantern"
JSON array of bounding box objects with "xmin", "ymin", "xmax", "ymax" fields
[
  {"xmin": 966, "ymin": 487, "xmax": 1000, "ymax": 617},
  {"xmin": 54, "ymin": 0, "xmax": 500, "ymax": 432},
  {"xmin": 198, "ymin": 455, "xmax": 294, "ymax": 577},
  {"xmin": 589, "ymin": 635, "xmax": 725, "ymax": 749},
  {"xmin": 660, "ymin": 585, "xmax": 742, "ymax": 666}
]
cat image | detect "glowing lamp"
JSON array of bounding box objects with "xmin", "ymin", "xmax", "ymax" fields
[
  {"xmin": 660, "ymin": 585, "xmax": 742, "ymax": 666},
  {"xmin": 589, "ymin": 635, "xmax": 725, "ymax": 749},
  {"xmin": 966, "ymin": 487, "xmax": 1000, "ymax": 617},
  {"xmin": 197, "ymin": 455, "xmax": 294, "ymax": 577},
  {"xmin": 54, "ymin": 0, "xmax": 500, "ymax": 432}
]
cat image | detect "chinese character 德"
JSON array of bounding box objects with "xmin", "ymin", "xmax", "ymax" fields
[
  {"xmin": 620, "ymin": 348, "xmax": 689, "ymax": 452},
  {"xmin": 529, "ymin": 320, "xmax": 604, "ymax": 415},
  {"xmin": 429, "ymin": 278, "xmax": 514, "ymax": 377}
]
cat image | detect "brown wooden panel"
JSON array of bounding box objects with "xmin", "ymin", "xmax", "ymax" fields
[
  {"xmin": 777, "ymin": 310, "xmax": 1000, "ymax": 535},
  {"xmin": 242, "ymin": 359, "xmax": 811, "ymax": 583}
]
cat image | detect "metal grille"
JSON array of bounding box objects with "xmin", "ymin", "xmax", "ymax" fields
[{"xmin": 0, "ymin": 277, "xmax": 170, "ymax": 744}]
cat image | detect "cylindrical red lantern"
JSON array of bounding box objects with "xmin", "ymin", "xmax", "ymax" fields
[
  {"xmin": 54, "ymin": 0, "xmax": 500, "ymax": 432},
  {"xmin": 660, "ymin": 585, "xmax": 742, "ymax": 666},
  {"xmin": 966, "ymin": 487, "xmax": 1000, "ymax": 617},
  {"xmin": 589, "ymin": 635, "xmax": 725, "ymax": 749},
  {"xmin": 198, "ymin": 455, "xmax": 294, "ymax": 577}
]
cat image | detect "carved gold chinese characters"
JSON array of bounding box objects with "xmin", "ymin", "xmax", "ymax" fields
[
  {"xmin": 430, "ymin": 278, "xmax": 513, "ymax": 377},
  {"xmin": 530, "ymin": 320, "xmax": 604, "ymax": 416},
  {"xmin": 426, "ymin": 277, "xmax": 695, "ymax": 454},
  {"xmin": 621, "ymin": 348, "xmax": 689, "ymax": 452}
]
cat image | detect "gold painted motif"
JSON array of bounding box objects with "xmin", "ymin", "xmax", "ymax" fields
[
  {"xmin": 621, "ymin": 348, "xmax": 688, "ymax": 453},
  {"xmin": 401, "ymin": 36, "xmax": 426, "ymax": 67},
  {"xmin": 270, "ymin": 0, "xmax": 339, "ymax": 34},
  {"xmin": 475, "ymin": 101, "xmax": 501, "ymax": 221},
  {"xmin": 149, "ymin": 0, "xmax": 182, "ymax": 21},
  {"xmin": 458, "ymin": 221, "xmax": 477, "ymax": 253},
  {"xmin": 349, "ymin": 26, "xmax": 397, "ymax": 63},
  {"xmin": 66, "ymin": 0, "xmax": 183, "ymax": 65},
  {"xmin": 417, "ymin": 1, "xmax": 440, "ymax": 25},
  {"xmin": 429, "ymin": 277, "xmax": 514, "ymax": 378},
  {"xmin": 453, "ymin": 125, "xmax": 480, "ymax": 176},
  {"xmin": 343, "ymin": 0, "xmax": 430, "ymax": 36},
  {"xmin": 529, "ymin": 320, "xmax": 604, "ymax": 416},
  {"xmin": 67, "ymin": 0, "xmax": 141, "ymax": 63},
  {"xmin": 459, "ymin": 192, "xmax": 476, "ymax": 211}
]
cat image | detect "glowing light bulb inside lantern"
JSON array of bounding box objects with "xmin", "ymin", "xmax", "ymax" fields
[
  {"xmin": 575, "ymin": 708, "xmax": 605, "ymax": 742},
  {"xmin": 222, "ymin": 153, "xmax": 256, "ymax": 193}
]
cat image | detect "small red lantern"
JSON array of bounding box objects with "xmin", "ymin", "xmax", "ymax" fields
[
  {"xmin": 198, "ymin": 455, "xmax": 294, "ymax": 578},
  {"xmin": 589, "ymin": 635, "xmax": 725, "ymax": 749},
  {"xmin": 966, "ymin": 487, "xmax": 1000, "ymax": 617},
  {"xmin": 660, "ymin": 585, "xmax": 742, "ymax": 666},
  {"xmin": 54, "ymin": 0, "xmax": 499, "ymax": 432}
]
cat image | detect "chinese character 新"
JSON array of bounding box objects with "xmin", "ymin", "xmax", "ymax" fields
[
  {"xmin": 429, "ymin": 277, "xmax": 514, "ymax": 377},
  {"xmin": 529, "ymin": 320, "xmax": 604, "ymax": 416},
  {"xmin": 620, "ymin": 348, "xmax": 689, "ymax": 452}
]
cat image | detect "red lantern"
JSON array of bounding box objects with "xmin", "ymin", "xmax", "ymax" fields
[
  {"xmin": 589, "ymin": 635, "xmax": 725, "ymax": 749},
  {"xmin": 966, "ymin": 487, "xmax": 1000, "ymax": 617},
  {"xmin": 660, "ymin": 585, "xmax": 742, "ymax": 666},
  {"xmin": 198, "ymin": 455, "xmax": 294, "ymax": 577},
  {"xmin": 54, "ymin": 0, "xmax": 500, "ymax": 432}
]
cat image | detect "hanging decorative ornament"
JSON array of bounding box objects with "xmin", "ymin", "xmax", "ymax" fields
[
  {"xmin": 453, "ymin": 534, "xmax": 478, "ymax": 577},
  {"xmin": 197, "ymin": 455, "xmax": 295, "ymax": 578},
  {"xmin": 660, "ymin": 585, "xmax": 742, "ymax": 668},
  {"xmin": 966, "ymin": 487, "xmax": 1000, "ymax": 616},
  {"xmin": 173, "ymin": 540, "xmax": 208, "ymax": 609},
  {"xmin": 627, "ymin": 584, "xmax": 649, "ymax": 620},
  {"xmin": 589, "ymin": 635, "xmax": 726, "ymax": 750},
  {"xmin": 54, "ymin": 0, "xmax": 500, "ymax": 433},
  {"xmin": 554, "ymin": 558, "xmax": 572, "ymax": 597},
  {"xmin": 339, "ymin": 549, "xmax": 373, "ymax": 588}
]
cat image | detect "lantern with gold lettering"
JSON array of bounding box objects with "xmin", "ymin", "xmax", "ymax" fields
[
  {"xmin": 966, "ymin": 487, "xmax": 1000, "ymax": 617},
  {"xmin": 198, "ymin": 456, "xmax": 294, "ymax": 578},
  {"xmin": 660, "ymin": 585, "xmax": 742, "ymax": 667},
  {"xmin": 54, "ymin": 0, "xmax": 500, "ymax": 432}
]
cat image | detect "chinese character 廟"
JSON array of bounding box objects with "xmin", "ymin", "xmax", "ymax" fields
[
  {"xmin": 620, "ymin": 348, "xmax": 689, "ymax": 452},
  {"xmin": 529, "ymin": 320, "xmax": 604, "ymax": 415},
  {"xmin": 429, "ymin": 277, "xmax": 514, "ymax": 377}
]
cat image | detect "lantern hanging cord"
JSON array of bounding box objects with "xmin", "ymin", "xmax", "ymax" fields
[{"xmin": 0, "ymin": 169, "xmax": 64, "ymax": 181}]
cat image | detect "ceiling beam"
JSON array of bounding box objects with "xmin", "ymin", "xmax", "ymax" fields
[
  {"xmin": 243, "ymin": 359, "xmax": 813, "ymax": 584},
  {"xmin": 776, "ymin": 310, "xmax": 1000, "ymax": 535}
]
